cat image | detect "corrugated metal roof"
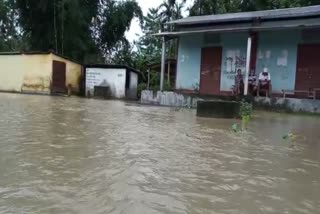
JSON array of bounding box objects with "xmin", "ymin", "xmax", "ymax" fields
[
  {"xmin": 156, "ymin": 17, "xmax": 320, "ymax": 37},
  {"xmin": 168, "ymin": 5, "xmax": 320, "ymax": 25}
]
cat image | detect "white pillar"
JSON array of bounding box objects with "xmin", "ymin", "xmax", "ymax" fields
[
  {"xmin": 244, "ymin": 36, "xmax": 252, "ymax": 96},
  {"xmin": 160, "ymin": 37, "xmax": 166, "ymax": 91}
]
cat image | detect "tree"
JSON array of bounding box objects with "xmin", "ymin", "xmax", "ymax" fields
[
  {"xmin": 16, "ymin": 0, "xmax": 100, "ymax": 61},
  {"xmin": 158, "ymin": 0, "xmax": 186, "ymax": 26},
  {"xmin": 93, "ymin": 0, "xmax": 143, "ymax": 61},
  {"xmin": 136, "ymin": 8, "xmax": 162, "ymax": 65},
  {"xmin": 14, "ymin": 0, "xmax": 143, "ymax": 63},
  {"xmin": 0, "ymin": 0, "xmax": 22, "ymax": 51},
  {"xmin": 158, "ymin": 0, "xmax": 186, "ymax": 58}
]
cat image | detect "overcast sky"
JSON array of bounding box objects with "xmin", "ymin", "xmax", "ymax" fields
[{"xmin": 125, "ymin": 0, "xmax": 193, "ymax": 42}]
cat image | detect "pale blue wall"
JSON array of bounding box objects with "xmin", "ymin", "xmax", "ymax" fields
[
  {"xmin": 256, "ymin": 30, "xmax": 301, "ymax": 92},
  {"xmin": 176, "ymin": 34, "xmax": 202, "ymax": 89},
  {"xmin": 176, "ymin": 29, "xmax": 305, "ymax": 93},
  {"xmin": 176, "ymin": 33, "xmax": 248, "ymax": 91},
  {"xmin": 220, "ymin": 33, "xmax": 248, "ymax": 91}
]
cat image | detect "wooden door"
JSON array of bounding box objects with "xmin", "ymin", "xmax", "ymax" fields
[
  {"xmin": 296, "ymin": 44, "xmax": 320, "ymax": 91},
  {"xmin": 200, "ymin": 47, "xmax": 222, "ymax": 95},
  {"xmin": 52, "ymin": 60, "xmax": 67, "ymax": 94}
]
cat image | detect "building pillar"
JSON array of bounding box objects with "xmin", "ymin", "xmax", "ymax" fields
[
  {"xmin": 167, "ymin": 60, "xmax": 171, "ymax": 85},
  {"xmin": 250, "ymin": 32, "xmax": 258, "ymax": 74},
  {"xmin": 160, "ymin": 37, "xmax": 166, "ymax": 91},
  {"xmin": 244, "ymin": 36, "xmax": 252, "ymax": 95},
  {"xmin": 147, "ymin": 68, "xmax": 150, "ymax": 90}
]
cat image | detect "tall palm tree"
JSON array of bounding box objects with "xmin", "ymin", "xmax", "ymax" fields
[
  {"xmin": 158, "ymin": 0, "xmax": 186, "ymax": 27},
  {"xmin": 158, "ymin": 0, "xmax": 186, "ymax": 66}
]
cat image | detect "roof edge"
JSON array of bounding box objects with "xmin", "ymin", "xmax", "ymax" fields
[
  {"xmin": 0, "ymin": 50, "xmax": 82, "ymax": 65},
  {"xmin": 168, "ymin": 5, "xmax": 320, "ymax": 25},
  {"xmin": 85, "ymin": 64, "xmax": 141, "ymax": 75}
]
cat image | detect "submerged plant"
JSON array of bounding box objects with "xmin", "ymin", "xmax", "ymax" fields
[
  {"xmin": 239, "ymin": 100, "xmax": 253, "ymax": 130},
  {"xmin": 231, "ymin": 123, "xmax": 240, "ymax": 133},
  {"xmin": 230, "ymin": 100, "xmax": 253, "ymax": 133}
]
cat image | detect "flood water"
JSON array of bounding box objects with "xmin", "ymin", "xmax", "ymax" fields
[{"xmin": 0, "ymin": 93, "xmax": 319, "ymax": 214}]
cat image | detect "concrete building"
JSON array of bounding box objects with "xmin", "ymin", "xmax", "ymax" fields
[
  {"xmin": 85, "ymin": 65, "xmax": 139, "ymax": 99},
  {"xmin": 0, "ymin": 51, "xmax": 82, "ymax": 95},
  {"xmin": 156, "ymin": 5, "xmax": 320, "ymax": 98}
]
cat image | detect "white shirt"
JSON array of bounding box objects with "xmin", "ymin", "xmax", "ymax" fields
[
  {"xmin": 259, "ymin": 72, "xmax": 271, "ymax": 81},
  {"xmin": 248, "ymin": 75, "xmax": 257, "ymax": 85}
]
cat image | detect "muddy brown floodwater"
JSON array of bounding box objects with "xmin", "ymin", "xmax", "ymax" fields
[{"xmin": 0, "ymin": 93, "xmax": 319, "ymax": 214}]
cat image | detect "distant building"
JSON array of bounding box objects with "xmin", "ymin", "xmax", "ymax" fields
[
  {"xmin": 156, "ymin": 5, "xmax": 320, "ymax": 98},
  {"xmin": 85, "ymin": 65, "xmax": 139, "ymax": 100},
  {"xmin": 0, "ymin": 51, "xmax": 82, "ymax": 95},
  {"xmin": 147, "ymin": 58, "xmax": 177, "ymax": 88}
]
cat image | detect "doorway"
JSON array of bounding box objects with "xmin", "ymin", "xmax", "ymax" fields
[
  {"xmin": 295, "ymin": 44, "xmax": 320, "ymax": 98},
  {"xmin": 199, "ymin": 47, "xmax": 222, "ymax": 95},
  {"xmin": 52, "ymin": 60, "xmax": 67, "ymax": 94}
]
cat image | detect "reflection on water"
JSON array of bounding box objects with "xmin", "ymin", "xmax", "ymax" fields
[{"xmin": 0, "ymin": 93, "xmax": 319, "ymax": 214}]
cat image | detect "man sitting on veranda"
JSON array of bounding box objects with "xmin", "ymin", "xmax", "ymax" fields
[
  {"xmin": 257, "ymin": 68, "xmax": 272, "ymax": 97},
  {"xmin": 248, "ymin": 69, "xmax": 257, "ymax": 95}
]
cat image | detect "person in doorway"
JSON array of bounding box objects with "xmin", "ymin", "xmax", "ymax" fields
[
  {"xmin": 248, "ymin": 69, "xmax": 257, "ymax": 95},
  {"xmin": 257, "ymin": 68, "xmax": 272, "ymax": 97},
  {"xmin": 234, "ymin": 69, "xmax": 244, "ymax": 95}
]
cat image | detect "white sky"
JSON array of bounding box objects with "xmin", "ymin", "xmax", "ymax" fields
[{"xmin": 125, "ymin": 0, "xmax": 193, "ymax": 43}]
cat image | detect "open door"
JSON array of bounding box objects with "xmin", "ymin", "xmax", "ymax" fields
[
  {"xmin": 52, "ymin": 60, "xmax": 67, "ymax": 94},
  {"xmin": 200, "ymin": 47, "xmax": 222, "ymax": 95}
]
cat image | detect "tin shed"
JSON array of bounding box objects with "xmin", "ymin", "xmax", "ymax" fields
[{"xmin": 85, "ymin": 65, "xmax": 139, "ymax": 99}]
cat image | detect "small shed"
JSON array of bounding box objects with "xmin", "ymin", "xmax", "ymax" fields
[
  {"xmin": 0, "ymin": 51, "xmax": 83, "ymax": 95},
  {"xmin": 147, "ymin": 58, "xmax": 177, "ymax": 88},
  {"xmin": 85, "ymin": 64, "xmax": 139, "ymax": 99}
]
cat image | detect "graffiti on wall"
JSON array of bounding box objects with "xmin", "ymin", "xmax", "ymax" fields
[{"xmin": 224, "ymin": 49, "xmax": 246, "ymax": 80}]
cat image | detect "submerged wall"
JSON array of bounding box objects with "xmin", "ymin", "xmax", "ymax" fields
[
  {"xmin": 255, "ymin": 97, "xmax": 320, "ymax": 114},
  {"xmin": 176, "ymin": 34, "xmax": 202, "ymax": 90},
  {"xmin": 0, "ymin": 54, "xmax": 52, "ymax": 94},
  {"xmin": 141, "ymin": 90, "xmax": 320, "ymax": 114},
  {"xmin": 176, "ymin": 32, "xmax": 249, "ymax": 91},
  {"xmin": 85, "ymin": 68, "xmax": 127, "ymax": 98},
  {"xmin": 256, "ymin": 30, "xmax": 300, "ymax": 92},
  {"xmin": 141, "ymin": 90, "xmax": 199, "ymax": 108},
  {"xmin": 175, "ymin": 29, "xmax": 319, "ymax": 93},
  {"xmin": 0, "ymin": 53, "xmax": 83, "ymax": 95},
  {"xmin": 51, "ymin": 54, "xmax": 82, "ymax": 94}
]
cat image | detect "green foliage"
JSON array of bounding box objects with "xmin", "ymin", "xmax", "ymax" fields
[
  {"xmin": 163, "ymin": 80, "xmax": 173, "ymax": 91},
  {"xmin": 96, "ymin": 0, "xmax": 142, "ymax": 60},
  {"xmin": 1, "ymin": 0, "xmax": 142, "ymax": 63},
  {"xmin": 239, "ymin": 100, "xmax": 253, "ymax": 129},
  {"xmin": 0, "ymin": 0, "xmax": 24, "ymax": 51},
  {"xmin": 15, "ymin": 0, "xmax": 100, "ymax": 61},
  {"xmin": 137, "ymin": 83, "xmax": 147, "ymax": 98},
  {"xmin": 240, "ymin": 100, "xmax": 253, "ymax": 118},
  {"xmin": 136, "ymin": 8, "xmax": 162, "ymax": 65}
]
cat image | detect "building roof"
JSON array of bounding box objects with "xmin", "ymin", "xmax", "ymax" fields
[
  {"xmin": 147, "ymin": 58, "xmax": 177, "ymax": 68},
  {"xmin": 156, "ymin": 17, "xmax": 320, "ymax": 37},
  {"xmin": 0, "ymin": 50, "xmax": 82, "ymax": 65},
  {"xmin": 168, "ymin": 5, "xmax": 320, "ymax": 25},
  {"xmin": 85, "ymin": 64, "xmax": 141, "ymax": 75}
]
